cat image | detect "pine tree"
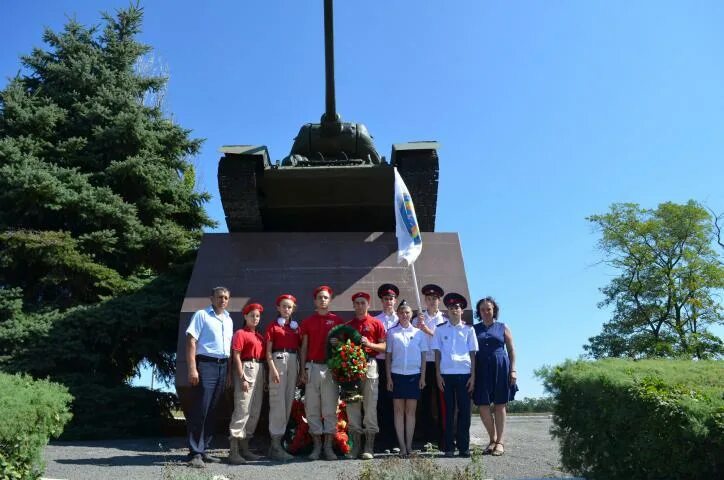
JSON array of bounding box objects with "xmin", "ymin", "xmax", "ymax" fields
[{"xmin": 0, "ymin": 5, "xmax": 214, "ymax": 437}]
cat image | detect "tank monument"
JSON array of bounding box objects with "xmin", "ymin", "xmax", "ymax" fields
[{"xmin": 175, "ymin": 0, "xmax": 472, "ymax": 422}]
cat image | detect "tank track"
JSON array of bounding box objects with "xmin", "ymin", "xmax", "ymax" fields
[
  {"xmin": 392, "ymin": 147, "xmax": 439, "ymax": 232},
  {"xmin": 217, "ymin": 153, "xmax": 266, "ymax": 232}
]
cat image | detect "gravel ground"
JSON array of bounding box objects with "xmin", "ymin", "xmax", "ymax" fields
[{"xmin": 42, "ymin": 416, "xmax": 580, "ymax": 480}]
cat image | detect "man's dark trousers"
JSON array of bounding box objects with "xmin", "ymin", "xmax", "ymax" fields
[
  {"xmin": 375, "ymin": 358, "xmax": 396, "ymax": 451},
  {"xmin": 441, "ymin": 373, "xmax": 471, "ymax": 454},
  {"xmin": 187, "ymin": 359, "xmax": 228, "ymax": 456},
  {"xmin": 419, "ymin": 362, "xmax": 444, "ymax": 448}
]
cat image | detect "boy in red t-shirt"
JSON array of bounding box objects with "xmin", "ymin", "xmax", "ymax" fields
[
  {"xmin": 299, "ymin": 286, "xmax": 343, "ymax": 460},
  {"xmin": 344, "ymin": 292, "xmax": 387, "ymax": 460}
]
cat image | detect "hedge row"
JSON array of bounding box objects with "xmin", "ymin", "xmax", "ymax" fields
[
  {"xmin": 540, "ymin": 359, "xmax": 723, "ymax": 480},
  {"xmin": 0, "ymin": 373, "xmax": 73, "ymax": 480}
]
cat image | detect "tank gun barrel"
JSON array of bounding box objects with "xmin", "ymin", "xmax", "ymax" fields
[{"xmin": 322, "ymin": 0, "xmax": 339, "ymax": 126}]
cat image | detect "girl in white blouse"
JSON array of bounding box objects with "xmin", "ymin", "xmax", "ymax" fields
[{"xmin": 385, "ymin": 301, "xmax": 428, "ymax": 456}]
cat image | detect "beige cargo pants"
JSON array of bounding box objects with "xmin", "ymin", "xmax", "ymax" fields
[
  {"xmin": 304, "ymin": 362, "xmax": 339, "ymax": 435},
  {"xmin": 229, "ymin": 360, "xmax": 264, "ymax": 439},
  {"xmin": 346, "ymin": 359, "xmax": 380, "ymax": 434},
  {"xmin": 268, "ymin": 352, "xmax": 299, "ymax": 436}
]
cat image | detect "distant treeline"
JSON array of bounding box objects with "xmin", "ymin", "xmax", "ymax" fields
[
  {"xmin": 506, "ymin": 397, "xmax": 554, "ymax": 413},
  {"xmin": 474, "ymin": 396, "xmax": 554, "ymax": 414}
]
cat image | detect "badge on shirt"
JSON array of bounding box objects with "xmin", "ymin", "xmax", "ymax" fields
[{"xmin": 325, "ymin": 320, "xmax": 334, "ymax": 326}]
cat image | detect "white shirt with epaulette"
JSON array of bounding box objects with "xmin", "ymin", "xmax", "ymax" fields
[
  {"xmin": 386, "ymin": 323, "xmax": 428, "ymax": 375},
  {"xmin": 374, "ymin": 311, "xmax": 398, "ymax": 360},
  {"xmin": 413, "ymin": 310, "xmax": 446, "ymax": 362},
  {"xmin": 431, "ymin": 320, "xmax": 478, "ymax": 375}
]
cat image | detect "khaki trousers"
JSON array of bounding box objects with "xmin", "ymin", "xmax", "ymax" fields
[
  {"xmin": 346, "ymin": 359, "xmax": 380, "ymax": 434},
  {"xmin": 304, "ymin": 362, "xmax": 339, "ymax": 435},
  {"xmin": 268, "ymin": 352, "xmax": 299, "ymax": 436},
  {"xmin": 229, "ymin": 360, "xmax": 264, "ymax": 439}
]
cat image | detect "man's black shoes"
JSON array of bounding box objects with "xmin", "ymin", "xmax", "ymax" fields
[{"xmin": 189, "ymin": 454, "xmax": 205, "ymax": 468}]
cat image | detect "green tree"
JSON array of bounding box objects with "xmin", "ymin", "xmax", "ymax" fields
[
  {"xmin": 0, "ymin": 5, "xmax": 213, "ymax": 436},
  {"xmin": 711, "ymin": 208, "xmax": 724, "ymax": 254},
  {"xmin": 584, "ymin": 201, "xmax": 724, "ymax": 360}
]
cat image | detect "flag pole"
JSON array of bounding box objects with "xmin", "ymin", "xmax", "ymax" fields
[{"xmin": 410, "ymin": 262, "xmax": 423, "ymax": 315}]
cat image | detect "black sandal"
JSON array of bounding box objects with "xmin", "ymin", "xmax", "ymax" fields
[
  {"xmin": 491, "ymin": 442, "xmax": 505, "ymax": 456},
  {"xmin": 483, "ymin": 441, "xmax": 496, "ymax": 454}
]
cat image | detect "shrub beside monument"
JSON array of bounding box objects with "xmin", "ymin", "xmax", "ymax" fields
[
  {"xmin": 540, "ymin": 358, "xmax": 723, "ymax": 479},
  {"xmin": 0, "ymin": 373, "xmax": 72, "ymax": 480}
]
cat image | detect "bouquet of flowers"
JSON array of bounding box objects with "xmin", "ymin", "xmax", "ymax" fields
[
  {"xmin": 287, "ymin": 395, "xmax": 312, "ymax": 454},
  {"xmin": 334, "ymin": 400, "xmax": 351, "ymax": 455},
  {"xmin": 326, "ymin": 324, "xmax": 367, "ymax": 402},
  {"xmin": 285, "ymin": 392, "xmax": 351, "ymax": 455}
]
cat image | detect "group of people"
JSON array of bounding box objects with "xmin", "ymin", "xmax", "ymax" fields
[{"xmin": 183, "ymin": 283, "xmax": 517, "ymax": 468}]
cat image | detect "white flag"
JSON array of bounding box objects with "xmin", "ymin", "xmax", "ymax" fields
[{"xmin": 393, "ymin": 167, "xmax": 423, "ymax": 265}]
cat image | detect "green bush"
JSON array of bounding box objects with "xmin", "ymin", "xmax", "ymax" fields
[
  {"xmin": 0, "ymin": 373, "xmax": 72, "ymax": 480},
  {"xmin": 539, "ymin": 359, "xmax": 723, "ymax": 480}
]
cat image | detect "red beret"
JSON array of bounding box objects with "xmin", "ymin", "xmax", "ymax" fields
[
  {"xmin": 351, "ymin": 292, "xmax": 371, "ymax": 302},
  {"xmin": 313, "ymin": 285, "xmax": 333, "ymax": 298},
  {"xmin": 276, "ymin": 294, "xmax": 297, "ymax": 306},
  {"xmin": 242, "ymin": 303, "xmax": 264, "ymax": 315}
]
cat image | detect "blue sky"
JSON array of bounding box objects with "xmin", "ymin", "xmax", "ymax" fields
[{"xmin": 3, "ymin": 1, "xmax": 723, "ymax": 397}]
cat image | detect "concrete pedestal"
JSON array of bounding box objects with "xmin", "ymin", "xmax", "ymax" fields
[{"xmin": 175, "ymin": 231, "xmax": 471, "ymax": 434}]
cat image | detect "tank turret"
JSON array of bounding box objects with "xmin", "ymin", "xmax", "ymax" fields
[
  {"xmin": 283, "ymin": 0, "xmax": 380, "ymax": 168},
  {"xmin": 218, "ymin": 0, "xmax": 439, "ymax": 232}
]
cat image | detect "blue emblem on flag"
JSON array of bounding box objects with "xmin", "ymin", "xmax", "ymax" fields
[
  {"xmin": 394, "ymin": 167, "xmax": 423, "ymax": 265},
  {"xmin": 398, "ymin": 192, "xmax": 422, "ymax": 246}
]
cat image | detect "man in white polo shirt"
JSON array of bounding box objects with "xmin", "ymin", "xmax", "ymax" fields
[
  {"xmin": 185, "ymin": 286, "xmax": 234, "ymax": 468},
  {"xmin": 432, "ymin": 292, "xmax": 478, "ymax": 458}
]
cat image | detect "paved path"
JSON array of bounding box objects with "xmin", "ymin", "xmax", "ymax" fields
[{"xmin": 43, "ymin": 416, "xmax": 578, "ymax": 480}]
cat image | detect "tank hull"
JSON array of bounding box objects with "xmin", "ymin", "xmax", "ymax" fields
[
  {"xmin": 218, "ymin": 142, "xmax": 439, "ymax": 233},
  {"xmin": 260, "ymin": 166, "xmax": 394, "ymax": 231}
]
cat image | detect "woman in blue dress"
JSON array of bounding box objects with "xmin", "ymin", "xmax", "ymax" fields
[{"xmin": 473, "ymin": 297, "xmax": 517, "ymax": 456}]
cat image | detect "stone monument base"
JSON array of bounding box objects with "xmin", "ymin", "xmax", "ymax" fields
[{"xmin": 175, "ymin": 231, "xmax": 471, "ymax": 438}]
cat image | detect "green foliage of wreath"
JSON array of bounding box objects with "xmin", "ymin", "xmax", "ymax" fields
[{"xmin": 325, "ymin": 324, "xmax": 362, "ymax": 360}]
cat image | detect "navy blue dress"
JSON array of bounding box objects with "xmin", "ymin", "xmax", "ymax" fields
[{"xmin": 473, "ymin": 321, "xmax": 517, "ymax": 405}]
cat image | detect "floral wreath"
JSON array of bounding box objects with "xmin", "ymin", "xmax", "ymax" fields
[{"xmin": 326, "ymin": 324, "xmax": 368, "ymax": 402}]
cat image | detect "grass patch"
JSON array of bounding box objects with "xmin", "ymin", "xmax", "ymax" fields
[{"xmin": 349, "ymin": 449, "xmax": 487, "ymax": 480}]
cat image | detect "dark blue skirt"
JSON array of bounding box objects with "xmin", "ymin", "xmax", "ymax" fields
[
  {"xmin": 473, "ymin": 352, "xmax": 518, "ymax": 405},
  {"xmin": 391, "ymin": 373, "xmax": 421, "ymax": 400}
]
